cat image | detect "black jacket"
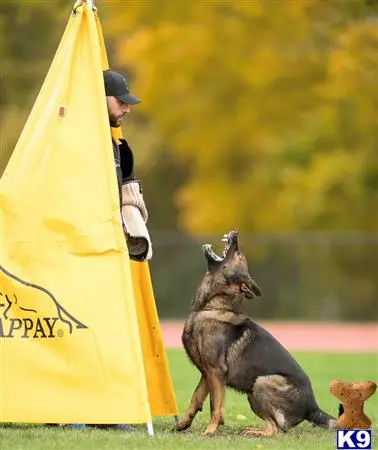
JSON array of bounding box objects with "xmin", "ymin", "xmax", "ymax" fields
[{"xmin": 112, "ymin": 138, "xmax": 134, "ymax": 204}]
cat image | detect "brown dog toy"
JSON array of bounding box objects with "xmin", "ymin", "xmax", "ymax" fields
[{"xmin": 329, "ymin": 380, "xmax": 377, "ymax": 429}]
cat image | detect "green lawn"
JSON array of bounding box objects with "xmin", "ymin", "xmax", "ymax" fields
[{"xmin": 1, "ymin": 350, "xmax": 377, "ymax": 450}]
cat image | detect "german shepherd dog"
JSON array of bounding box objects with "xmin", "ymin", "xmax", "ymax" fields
[{"xmin": 175, "ymin": 231, "xmax": 336, "ymax": 437}]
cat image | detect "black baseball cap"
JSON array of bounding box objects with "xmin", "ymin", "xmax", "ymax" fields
[{"xmin": 103, "ymin": 70, "xmax": 140, "ymax": 105}]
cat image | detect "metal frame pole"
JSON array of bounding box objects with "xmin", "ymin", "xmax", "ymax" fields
[{"xmin": 146, "ymin": 422, "xmax": 155, "ymax": 436}]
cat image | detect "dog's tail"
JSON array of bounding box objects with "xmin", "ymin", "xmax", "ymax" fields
[{"xmin": 307, "ymin": 407, "xmax": 337, "ymax": 430}]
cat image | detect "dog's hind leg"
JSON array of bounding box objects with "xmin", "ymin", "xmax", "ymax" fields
[
  {"xmin": 202, "ymin": 368, "xmax": 226, "ymax": 436},
  {"xmin": 241, "ymin": 393, "xmax": 279, "ymax": 437},
  {"xmin": 175, "ymin": 375, "xmax": 209, "ymax": 431},
  {"xmin": 240, "ymin": 419, "xmax": 279, "ymax": 438},
  {"xmin": 240, "ymin": 381, "xmax": 294, "ymax": 437}
]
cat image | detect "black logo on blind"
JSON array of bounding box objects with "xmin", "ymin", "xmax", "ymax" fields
[{"xmin": 0, "ymin": 265, "xmax": 87, "ymax": 339}]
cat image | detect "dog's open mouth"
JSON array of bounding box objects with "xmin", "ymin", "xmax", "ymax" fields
[{"xmin": 203, "ymin": 230, "xmax": 238, "ymax": 262}]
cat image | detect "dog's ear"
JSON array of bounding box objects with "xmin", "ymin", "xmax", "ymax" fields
[{"xmin": 241, "ymin": 278, "xmax": 264, "ymax": 299}]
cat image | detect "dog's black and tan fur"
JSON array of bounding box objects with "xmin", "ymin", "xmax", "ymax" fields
[{"xmin": 175, "ymin": 231, "xmax": 336, "ymax": 437}]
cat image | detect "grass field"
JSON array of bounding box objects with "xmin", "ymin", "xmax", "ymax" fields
[{"xmin": 1, "ymin": 350, "xmax": 377, "ymax": 450}]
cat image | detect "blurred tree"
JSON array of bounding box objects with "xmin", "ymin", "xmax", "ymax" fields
[
  {"xmin": 0, "ymin": 1, "xmax": 68, "ymax": 108},
  {"xmin": 98, "ymin": 0, "xmax": 378, "ymax": 320},
  {"xmin": 98, "ymin": 0, "xmax": 378, "ymax": 234},
  {"xmin": 0, "ymin": 1, "xmax": 68, "ymax": 169}
]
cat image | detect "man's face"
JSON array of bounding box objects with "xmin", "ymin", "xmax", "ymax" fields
[{"xmin": 106, "ymin": 96, "xmax": 130, "ymax": 128}]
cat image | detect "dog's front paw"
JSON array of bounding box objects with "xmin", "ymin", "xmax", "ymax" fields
[
  {"xmin": 174, "ymin": 420, "xmax": 192, "ymax": 432},
  {"xmin": 202, "ymin": 424, "xmax": 218, "ymax": 436},
  {"xmin": 202, "ymin": 430, "xmax": 216, "ymax": 437}
]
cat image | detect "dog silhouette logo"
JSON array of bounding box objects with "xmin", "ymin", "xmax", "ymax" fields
[{"xmin": 0, "ymin": 265, "xmax": 87, "ymax": 338}]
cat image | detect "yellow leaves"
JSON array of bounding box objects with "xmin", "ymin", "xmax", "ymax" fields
[
  {"xmin": 177, "ymin": 177, "xmax": 247, "ymax": 235},
  {"xmin": 288, "ymin": 152, "xmax": 354, "ymax": 202},
  {"xmin": 328, "ymin": 18, "xmax": 378, "ymax": 98},
  {"xmin": 281, "ymin": 152, "xmax": 358, "ymax": 225},
  {"xmin": 324, "ymin": 18, "xmax": 378, "ymax": 136},
  {"xmin": 231, "ymin": 2, "xmax": 265, "ymax": 19},
  {"xmin": 117, "ymin": 28, "xmax": 152, "ymax": 66},
  {"xmin": 98, "ymin": 0, "xmax": 378, "ymax": 233}
]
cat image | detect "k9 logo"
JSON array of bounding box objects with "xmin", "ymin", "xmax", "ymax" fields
[{"xmin": 337, "ymin": 430, "xmax": 372, "ymax": 450}]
